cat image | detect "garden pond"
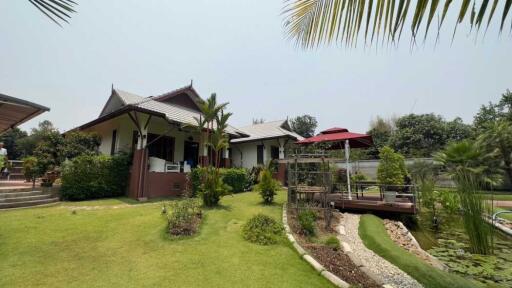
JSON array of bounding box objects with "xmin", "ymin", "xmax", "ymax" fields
[{"xmin": 409, "ymin": 211, "xmax": 512, "ymax": 288}]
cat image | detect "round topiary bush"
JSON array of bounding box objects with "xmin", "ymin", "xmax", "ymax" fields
[{"xmin": 241, "ymin": 214, "xmax": 284, "ymax": 245}]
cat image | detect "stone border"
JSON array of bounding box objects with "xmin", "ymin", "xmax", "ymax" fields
[
  {"xmin": 484, "ymin": 217, "xmax": 512, "ymax": 237},
  {"xmin": 336, "ymin": 219, "xmax": 386, "ymax": 286},
  {"xmin": 282, "ymin": 203, "xmax": 350, "ymax": 288},
  {"xmin": 392, "ymin": 221, "xmax": 447, "ymax": 271}
]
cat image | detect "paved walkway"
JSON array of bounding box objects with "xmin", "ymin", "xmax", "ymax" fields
[
  {"xmin": 489, "ymin": 200, "xmax": 512, "ymax": 208},
  {"xmin": 337, "ymin": 213, "xmax": 422, "ymax": 288}
]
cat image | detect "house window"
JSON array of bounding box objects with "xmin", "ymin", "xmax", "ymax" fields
[
  {"xmin": 257, "ymin": 145, "xmax": 264, "ymax": 165},
  {"xmin": 270, "ymin": 146, "xmax": 280, "ymax": 160},
  {"xmin": 110, "ymin": 129, "xmax": 117, "ymax": 155},
  {"xmin": 147, "ymin": 133, "xmax": 175, "ymax": 162}
]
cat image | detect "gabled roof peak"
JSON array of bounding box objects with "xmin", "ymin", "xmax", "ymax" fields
[{"xmin": 320, "ymin": 127, "xmax": 349, "ymax": 134}]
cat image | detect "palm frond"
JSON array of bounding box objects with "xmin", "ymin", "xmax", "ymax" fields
[
  {"xmin": 283, "ymin": 0, "xmax": 512, "ymax": 48},
  {"xmin": 28, "ymin": 0, "xmax": 77, "ymax": 26}
]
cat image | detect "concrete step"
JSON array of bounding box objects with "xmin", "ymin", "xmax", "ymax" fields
[
  {"xmin": 0, "ymin": 190, "xmax": 46, "ymax": 199},
  {"xmin": 0, "ymin": 197, "xmax": 59, "ymax": 209},
  {"xmin": 0, "ymin": 187, "xmax": 40, "ymax": 193},
  {"xmin": 0, "ymin": 193, "xmax": 53, "ymax": 203}
]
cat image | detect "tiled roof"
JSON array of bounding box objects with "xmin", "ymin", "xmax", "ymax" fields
[
  {"xmin": 230, "ymin": 120, "xmax": 303, "ymax": 143},
  {"xmin": 115, "ymin": 89, "xmax": 145, "ymax": 105},
  {"xmin": 97, "ymin": 88, "xmax": 247, "ymax": 138}
]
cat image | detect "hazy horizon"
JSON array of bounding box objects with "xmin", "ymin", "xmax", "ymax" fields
[{"xmin": 1, "ymin": 1, "xmax": 511, "ymax": 134}]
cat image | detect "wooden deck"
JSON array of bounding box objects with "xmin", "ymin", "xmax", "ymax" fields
[{"xmin": 325, "ymin": 193, "xmax": 417, "ymax": 214}]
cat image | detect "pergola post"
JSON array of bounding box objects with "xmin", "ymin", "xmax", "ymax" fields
[{"xmin": 345, "ymin": 139, "xmax": 352, "ymax": 200}]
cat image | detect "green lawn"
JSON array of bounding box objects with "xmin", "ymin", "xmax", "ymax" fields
[
  {"xmin": 358, "ymin": 214, "xmax": 480, "ymax": 288},
  {"xmin": 0, "ymin": 191, "xmax": 332, "ymax": 288}
]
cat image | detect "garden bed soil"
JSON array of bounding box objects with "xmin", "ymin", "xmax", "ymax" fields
[
  {"xmin": 287, "ymin": 208, "xmax": 381, "ymax": 288},
  {"xmin": 169, "ymin": 213, "xmax": 202, "ymax": 236}
]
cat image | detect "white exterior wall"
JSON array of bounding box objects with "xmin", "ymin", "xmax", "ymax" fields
[
  {"xmin": 83, "ymin": 114, "xmax": 137, "ymax": 155},
  {"xmin": 231, "ymin": 138, "xmax": 292, "ymax": 169},
  {"xmin": 84, "ymin": 114, "xmax": 199, "ymax": 162}
]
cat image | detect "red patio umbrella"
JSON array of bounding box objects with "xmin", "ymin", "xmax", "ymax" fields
[
  {"xmin": 296, "ymin": 127, "xmax": 372, "ymax": 148},
  {"xmin": 296, "ymin": 127, "xmax": 373, "ymax": 199}
]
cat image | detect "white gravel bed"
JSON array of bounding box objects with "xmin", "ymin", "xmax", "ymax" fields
[{"xmin": 337, "ymin": 213, "xmax": 423, "ymax": 288}]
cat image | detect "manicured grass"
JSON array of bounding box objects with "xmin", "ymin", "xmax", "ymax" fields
[
  {"xmin": 0, "ymin": 191, "xmax": 332, "ymax": 288},
  {"xmin": 358, "ymin": 214, "xmax": 480, "ymax": 288}
]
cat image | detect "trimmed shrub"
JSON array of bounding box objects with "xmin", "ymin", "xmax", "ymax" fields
[
  {"xmin": 255, "ymin": 168, "xmax": 281, "ymax": 204},
  {"xmin": 220, "ymin": 168, "xmax": 250, "ymax": 193},
  {"xmin": 377, "ymin": 146, "xmax": 407, "ymax": 186},
  {"xmin": 298, "ymin": 209, "xmax": 316, "ymax": 236},
  {"xmin": 324, "ymin": 236, "xmax": 341, "ymax": 251},
  {"xmin": 190, "ymin": 167, "xmax": 207, "ymax": 197},
  {"xmin": 242, "ymin": 214, "xmax": 284, "ymax": 245},
  {"xmin": 166, "ymin": 199, "xmax": 202, "ymax": 236},
  {"xmin": 60, "ymin": 153, "xmax": 131, "ymax": 201}
]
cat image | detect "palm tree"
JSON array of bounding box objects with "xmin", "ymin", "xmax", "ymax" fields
[
  {"xmin": 283, "ymin": 0, "xmax": 512, "ymax": 48},
  {"xmin": 435, "ymin": 140, "xmax": 501, "ymax": 255},
  {"xmin": 28, "ymin": 0, "xmax": 77, "ymax": 26},
  {"xmin": 477, "ymin": 120, "xmax": 512, "ymax": 183}
]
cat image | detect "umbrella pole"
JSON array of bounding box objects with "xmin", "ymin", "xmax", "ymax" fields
[{"xmin": 345, "ymin": 140, "xmax": 352, "ymax": 200}]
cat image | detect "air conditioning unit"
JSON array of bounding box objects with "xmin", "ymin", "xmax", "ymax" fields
[{"xmin": 165, "ymin": 163, "xmax": 180, "ymax": 173}]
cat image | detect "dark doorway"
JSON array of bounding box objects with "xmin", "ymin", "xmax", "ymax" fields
[
  {"xmin": 110, "ymin": 129, "xmax": 117, "ymax": 155},
  {"xmin": 270, "ymin": 146, "xmax": 280, "ymax": 160},
  {"xmin": 184, "ymin": 141, "xmax": 199, "ymax": 168},
  {"xmin": 257, "ymin": 145, "xmax": 264, "ymax": 165},
  {"xmin": 147, "ymin": 133, "xmax": 175, "ymax": 162}
]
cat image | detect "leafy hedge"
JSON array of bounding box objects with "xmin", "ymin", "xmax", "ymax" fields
[
  {"xmin": 60, "ymin": 153, "xmax": 131, "ymax": 201},
  {"xmin": 221, "ymin": 168, "xmax": 250, "ymax": 193},
  {"xmin": 190, "ymin": 167, "xmax": 250, "ymax": 196}
]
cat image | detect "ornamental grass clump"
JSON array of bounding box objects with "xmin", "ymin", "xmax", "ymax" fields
[
  {"xmin": 241, "ymin": 214, "xmax": 284, "ymax": 245},
  {"xmin": 166, "ymin": 199, "xmax": 202, "ymax": 237}
]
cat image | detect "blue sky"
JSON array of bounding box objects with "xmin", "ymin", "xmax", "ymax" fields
[{"xmin": 1, "ymin": 0, "xmax": 511, "ymax": 133}]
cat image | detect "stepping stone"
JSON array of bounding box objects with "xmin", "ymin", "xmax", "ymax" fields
[{"xmin": 341, "ymin": 242, "xmax": 352, "ymax": 253}]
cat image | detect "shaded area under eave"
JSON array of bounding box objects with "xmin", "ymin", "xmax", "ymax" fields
[
  {"xmin": 296, "ymin": 127, "xmax": 373, "ymax": 149},
  {"xmin": 0, "ymin": 93, "xmax": 50, "ymax": 134}
]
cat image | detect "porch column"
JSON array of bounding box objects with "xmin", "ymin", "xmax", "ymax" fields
[
  {"xmin": 223, "ymin": 148, "xmax": 231, "ymax": 168},
  {"xmin": 279, "ymin": 145, "xmax": 285, "ymax": 159},
  {"xmin": 199, "ymin": 143, "xmax": 209, "ymax": 167},
  {"xmin": 277, "ymin": 141, "xmax": 286, "ymax": 185}
]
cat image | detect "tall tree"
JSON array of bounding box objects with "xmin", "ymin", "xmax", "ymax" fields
[
  {"xmin": 283, "ymin": 0, "xmax": 512, "ymax": 48},
  {"xmin": 446, "ymin": 117, "xmax": 474, "ymax": 142},
  {"xmin": 289, "ymin": 114, "xmax": 318, "ymax": 138},
  {"xmin": 366, "ymin": 116, "xmax": 395, "ymax": 158},
  {"xmin": 389, "ymin": 113, "xmax": 449, "ymax": 157},
  {"xmin": 473, "ymin": 90, "xmax": 512, "ymax": 131},
  {"xmin": 0, "ymin": 128, "xmax": 28, "ymax": 160},
  {"xmin": 477, "ymin": 120, "xmax": 512, "ymax": 183}
]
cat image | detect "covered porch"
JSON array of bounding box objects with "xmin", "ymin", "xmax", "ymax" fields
[{"xmin": 80, "ymin": 107, "xmax": 231, "ymax": 200}]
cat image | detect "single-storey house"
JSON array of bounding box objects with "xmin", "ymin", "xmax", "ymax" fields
[
  {"xmin": 230, "ymin": 120, "xmax": 303, "ymax": 169},
  {"xmin": 73, "ymin": 85, "xmax": 248, "ymax": 200}
]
